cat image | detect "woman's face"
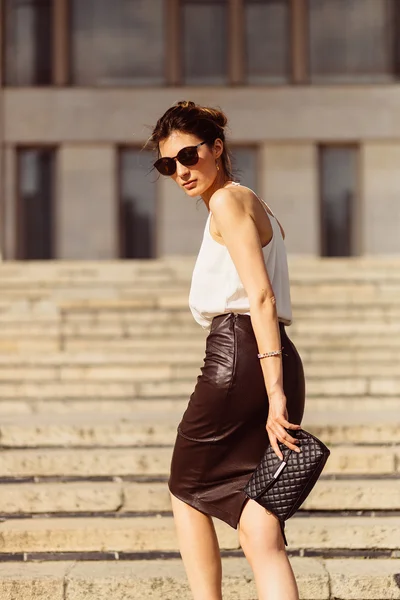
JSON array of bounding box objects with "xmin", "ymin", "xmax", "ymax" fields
[{"xmin": 158, "ymin": 131, "xmax": 223, "ymax": 197}]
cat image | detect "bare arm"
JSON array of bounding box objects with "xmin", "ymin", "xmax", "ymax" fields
[{"xmin": 210, "ymin": 188, "xmax": 301, "ymax": 459}]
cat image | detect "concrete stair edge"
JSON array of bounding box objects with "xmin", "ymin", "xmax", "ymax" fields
[
  {"xmin": 0, "ymin": 444, "xmax": 397, "ymax": 477},
  {"xmin": 0, "ymin": 516, "xmax": 399, "ymax": 552},
  {"xmin": 1, "ymin": 557, "xmax": 400, "ymax": 600},
  {"xmin": 0, "ymin": 479, "xmax": 399, "ymax": 514}
]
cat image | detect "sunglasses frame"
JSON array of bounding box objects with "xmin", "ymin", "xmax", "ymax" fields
[{"xmin": 154, "ymin": 141, "xmax": 207, "ymax": 176}]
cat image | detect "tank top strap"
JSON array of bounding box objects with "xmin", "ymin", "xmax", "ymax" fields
[
  {"xmin": 205, "ymin": 181, "xmax": 276, "ymax": 243},
  {"xmin": 228, "ymin": 181, "xmax": 277, "ymax": 221},
  {"xmin": 247, "ymin": 186, "xmax": 277, "ymax": 221}
]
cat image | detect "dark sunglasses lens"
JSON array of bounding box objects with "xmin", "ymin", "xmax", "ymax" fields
[
  {"xmin": 177, "ymin": 146, "xmax": 199, "ymax": 166},
  {"xmin": 154, "ymin": 158, "xmax": 176, "ymax": 176}
]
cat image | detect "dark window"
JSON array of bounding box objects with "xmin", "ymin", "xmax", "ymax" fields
[
  {"xmin": 319, "ymin": 146, "xmax": 358, "ymax": 257},
  {"xmin": 182, "ymin": 0, "xmax": 228, "ymax": 85},
  {"xmin": 70, "ymin": 0, "xmax": 165, "ymax": 86},
  {"xmin": 17, "ymin": 148, "xmax": 55, "ymax": 259},
  {"xmin": 4, "ymin": 0, "xmax": 53, "ymax": 86},
  {"xmin": 244, "ymin": 0, "xmax": 290, "ymax": 84},
  {"xmin": 309, "ymin": 0, "xmax": 396, "ymax": 83},
  {"xmin": 119, "ymin": 149, "xmax": 157, "ymax": 259},
  {"xmin": 232, "ymin": 147, "xmax": 258, "ymax": 191}
]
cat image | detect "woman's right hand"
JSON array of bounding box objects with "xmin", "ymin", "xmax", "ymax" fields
[{"xmin": 266, "ymin": 400, "xmax": 302, "ymax": 461}]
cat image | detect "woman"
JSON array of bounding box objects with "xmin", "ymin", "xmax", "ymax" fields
[{"xmin": 150, "ymin": 100, "xmax": 305, "ymax": 600}]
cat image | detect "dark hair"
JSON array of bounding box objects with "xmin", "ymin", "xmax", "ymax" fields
[{"xmin": 148, "ymin": 100, "xmax": 234, "ymax": 180}]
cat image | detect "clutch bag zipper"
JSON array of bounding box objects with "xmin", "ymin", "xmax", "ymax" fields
[{"xmin": 253, "ymin": 458, "xmax": 288, "ymax": 501}]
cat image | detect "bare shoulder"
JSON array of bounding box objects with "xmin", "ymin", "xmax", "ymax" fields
[
  {"xmin": 209, "ymin": 184, "xmax": 256, "ymax": 216},
  {"xmin": 210, "ymin": 185, "xmax": 286, "ymax": 240}
]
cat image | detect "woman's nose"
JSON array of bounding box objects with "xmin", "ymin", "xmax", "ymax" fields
[{"xmin": 176, "ymin": 160, "xmax": 190, "ymax": 178}]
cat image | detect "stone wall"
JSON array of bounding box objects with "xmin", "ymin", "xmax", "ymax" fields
[{"xmin": 1, "ymin": 87, "xmax": 400, "ymax": 258}]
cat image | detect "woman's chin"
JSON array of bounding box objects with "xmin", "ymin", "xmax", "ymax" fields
[
  {"xmin": 182, "ymin": 180, "xmax": 210, "ymax": 197},
  {"xmin": 184, "ymin": 188, "xmax": 199, "ymax": 197},
  {"xmin": 182, "ymin": 183, "xmax": 200, "ymax": 196}
]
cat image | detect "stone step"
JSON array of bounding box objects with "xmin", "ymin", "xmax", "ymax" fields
[
  {"xmin": 0, "ymin": 444, "xmax": 397, "ymax": 477},
  {"xmin": 1, "ymin": 306, "xmax": 400, "ymax": 325},
  {"xmin": 0, "ymin": 557, "xmax": 398, "ymax": 600},
  {"xmin": 0, "ymin": 411, "xmax": 399, "ymax": 447},
  {"xmin": 1, "ymin": 319, "xmax": 400, "ymax": 337},
  {"xmin": 1, "ymin": 266, "xmax": 400, "ymax": 280},
  {"xmin": 2, "ymin": 271, "xmax": 380, "ymax": 285},
  {"xmin": 1, "ymin": 266, "xmax": 398, "ymax": 281},
  {"xmin": 0, "ymin": 396, "xmax": 397, "ymax": 417},
  {"xmin": 61, "ymin": 333, "xmax": 400, "ymax": 350},
  {"xmin": 0, "ymin": 338, "xmax": 60, "ymax": 353},
  {"xmin": 0, "ymin": 515, "xmax": 399, "ymax": 552},
  {"xmin": 0, "ymin": 253, "xmax": 398, "ymax": 265},
  {"xmin": 6, "ymin": 443, "xmax": 400, "ymax": 477},
  {"xmin": 2, "ymin": 272, "xmax": 397, "ymax": 285},
  {"xmin": 0, "ymin": 363, "xmax": 398, "ymax": 381},
  {"xmin": 0, "ymin": 311, "xmax": 400, "ymax": 342},
  {"xmin": 1, "ymin": 349, "xmax": 400, "ymax": 365},
  {"xmin": 2, "ymin": 336, "xmax": 400, "ymax": 356},
  {"xmin": 1, "ymin": 279, "xmax": 399, "ymax": 293},
  {"xmin": 2, "ymin": 304, "xmax": 400, "ymax": 323},
  {"xmin": 2, "ymin": 266, "xmax": 400, "ymax": 282},
  {"xmin": 0, "ymin": 375, "xmax": 398, "ymax": 398},
  {"xmin": 1, "ymin": 291, "xmax": 400, "ymax": 311},
  {"xmin": 0, "ymin": 479, "xmax": 399, "ymax": 514}
]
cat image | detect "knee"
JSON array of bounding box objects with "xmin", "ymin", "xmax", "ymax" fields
[{"xmin": 239, "ymin": 517, "xmax": 285, "ymax": 558}]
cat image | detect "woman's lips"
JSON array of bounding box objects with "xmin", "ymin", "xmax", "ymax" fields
[{"xmin": 183, "ymin": 180, "xmax": 196, "ymax": 189}]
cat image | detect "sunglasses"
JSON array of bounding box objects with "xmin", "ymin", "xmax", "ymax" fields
[{"xmin": 154, "ymin": 141, "xmax": 207, "ymax": 176}]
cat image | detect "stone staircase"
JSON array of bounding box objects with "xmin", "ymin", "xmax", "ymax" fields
[{"xmin": 0, "ymin": 257, "xmax": 399, "ymax": 600}]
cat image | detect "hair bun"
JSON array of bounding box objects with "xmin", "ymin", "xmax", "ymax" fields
[
  {"xmin": 174, "ymin": 101, "xmax": 227, "ymax": 130},
  {"xmin": 176, "ymin": 100, "xmax": 196, "ymax": 110},
  {"xmin": 201, "ymin": 107, "xmax": 227, "ymax": 129}
]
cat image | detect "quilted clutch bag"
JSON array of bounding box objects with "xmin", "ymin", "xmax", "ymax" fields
[{"xmin": 243, "ymin": 428, "xmax": 330, "ymax": 546}]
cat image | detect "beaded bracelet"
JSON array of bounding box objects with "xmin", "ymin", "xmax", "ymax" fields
[{"xmin": 257, "ymin": 348, "xmax": 283, "ymax": 359}]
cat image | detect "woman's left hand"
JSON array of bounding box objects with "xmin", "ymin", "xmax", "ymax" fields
[{"xmin": 266, "ymin": 399, "xmax": 301, "ymax": 461}]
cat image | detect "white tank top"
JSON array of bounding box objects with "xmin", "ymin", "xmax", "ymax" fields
[{"xmin": 188, "ymin": 183, "xmax": 293, "ymax": 331}]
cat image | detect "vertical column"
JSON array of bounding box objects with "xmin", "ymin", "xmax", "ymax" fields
[
  {"xmin": 165, "ymin": 0, "xmax": 182, "ymax": 85},
  {"xmin": 290, "ymin": 0, "xmax": 309, "ymax": 84},
  {"xmin": 229, "ymin": 0, "xmax": 244, "ymax": 85},
  {"xmin": 259, "ymin": 144, "xmax": 319, "ymax": 255},
  {"xmin": 57, "ymin": 145, "xmax": 117, "ymax": 259},
  {"xmin": 0, "ymin": 0, "xmax": 5, "ymax": 259},
  {"xmin": 362, "ymin": 143, "xmax": 400, "ymax": 255},
  {"xmin": 3, "ymin": 148, "xmax": 17, "ymax": 260},
  {"xmin": 53, "ymin": 0, "xmax": 69, "ymax": 85},
  {"xmin": 158, "ymin": 176, "xmax": 207, "ymax": 256}
]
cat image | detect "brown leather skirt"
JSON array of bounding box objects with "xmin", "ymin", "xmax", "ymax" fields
[{"xmin": 168, "ymin": 312, "xmax": 305, "ymax": 528}]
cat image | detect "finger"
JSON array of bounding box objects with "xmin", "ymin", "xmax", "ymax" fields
[
  {"xmin": 283, "ymin": 440, "xmax": 301, "ymax": 453},
  {"xmin": 267, "ymin": 425, "xmax": 298, "ymax": 450},
  {"xmin": 278, "ymin": 418, "xmax": 302, "ymax": 430},
  {"xmin": 272, "ymin": 423, "xmax": 299, "ymax": 446},
  {"xmin": 269, "ymin": 424, "xmax": 301, "ymax": 452},
  {"xmin": 267, "ymin": 423, "xmax": 299, "ymax": 454},
  {"xmin": 276, "ymin": 434, "xmax": 301, "ymax": 453},
  {"xmin": 266, "ymin": 432, "xmax": 284, "ymax": 461},
  {"xmin": 271, "ymin": 441, "xmax": 284, "ymax": 461},
  {"xmin": 267, "ymin": 423, "xmax": 301, "ymax": 454}
]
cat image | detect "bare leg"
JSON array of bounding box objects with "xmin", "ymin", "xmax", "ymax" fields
[
  {"xmin": 238, "ymin": 499, "xmax": 299, "ymax": 600},
  {"xmin": 170, "ymin": 492, "xmax": 223, "ymax": 600}
]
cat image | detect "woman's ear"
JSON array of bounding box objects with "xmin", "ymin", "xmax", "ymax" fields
[{"xmin": 213, "ymin": 138, "xmax": 224, "ymax": 160}]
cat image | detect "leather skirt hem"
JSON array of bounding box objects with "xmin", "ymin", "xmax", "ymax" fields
[{"xmin": 168, "ymin": 480, "xmax": 249, "ymax": 530}]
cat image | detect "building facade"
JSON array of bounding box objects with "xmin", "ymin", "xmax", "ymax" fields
[{"xmin": 1, "ymin": 0, "xmax": 400, "ymax": 260}]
